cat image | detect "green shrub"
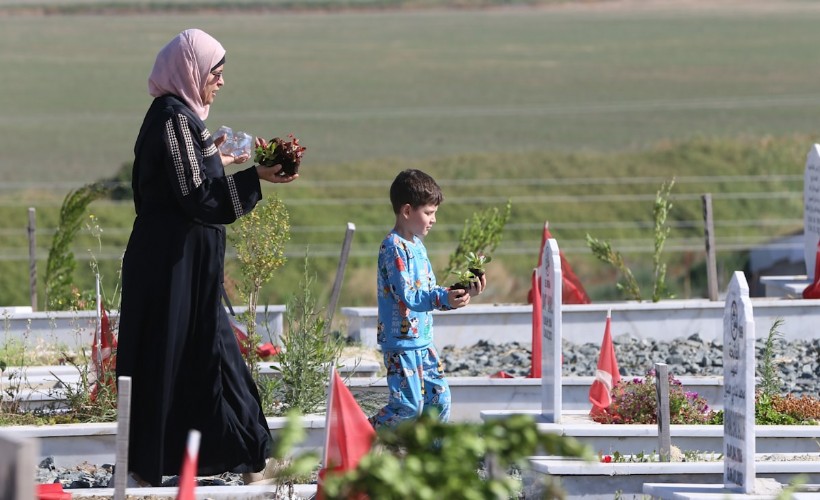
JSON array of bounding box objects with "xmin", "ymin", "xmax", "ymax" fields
[{"xmin": 320, "ymin": 411, "xmax": 594, "ymax": 500}]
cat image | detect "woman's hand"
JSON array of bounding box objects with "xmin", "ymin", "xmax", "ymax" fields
[
  {"xmin": 253, "ymin": 137, "xmax": 298, "ymax": 183},
  {"xmin": 256, "ymin": 164, "xmax": 298, "ymax": 184},
  {"xmin": 224, "ymin": 152, "xmax": 250, "ymax": 166},
  {"xmin": 214, "ymin": 133, "xmax": 250, "ymax": 167}
]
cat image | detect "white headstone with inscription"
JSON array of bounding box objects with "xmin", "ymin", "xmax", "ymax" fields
[
  {"xmin": 803, "ymin": 145, "xmax": 820, "ymax": 279},
  {"xmin": 0, "ymin": 430, "xmax": 38, "ymax": 500},
  {"xmin": 722, "ymin": 271, "xmax": 755, "ymax": 493},
  {"xmin": 540, "ymin": 238, "xmax": 562, "ymax": 423}
]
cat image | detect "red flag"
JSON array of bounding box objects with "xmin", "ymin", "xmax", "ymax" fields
[
  {"xmin": 589, "ymin": 311, "xmax": 621, "ymax": 416},
  {"xmin": 37, "ymin": 483, "xmax": 72, "ymax": 500},
  {"xmin": 176, "ymin": 429, "xmax": 201, "ymax": 500},
  {"xmin": 231, "ymin": 319, "xmax": 251, "ymax": 356},
  {"xmin": 527, "ymin": 222, "xmax": 591, "ymax": 305},
  {"xmin": 231, "ymin": 320, "xmax": 281, "ymax": 359},
  {"xmin": 91, "ymin": 308, "xmax": 118, "ymax": 401},
  {"xmin": 804, "ymin": 241, "xmax": 820, "ymax": 298},
  {"xmin": 317, "ymin": 369, "xmax": 376, "ymax": 500},
  {"xmin": 528, "ymin": 268, "xmax": 542, "ymax": 378}
]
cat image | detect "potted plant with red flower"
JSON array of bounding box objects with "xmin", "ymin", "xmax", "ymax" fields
[{"xmin": 254, "ymin": 133, "xmax": 306, "ymax": 176}]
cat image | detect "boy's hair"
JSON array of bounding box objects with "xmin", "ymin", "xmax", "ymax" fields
[{"xmin": 389, "ymin": 169, "xmax": 444, "ymax": 214}]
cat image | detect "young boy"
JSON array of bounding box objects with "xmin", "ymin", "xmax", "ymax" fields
[{"xmin": 369, "ymin": 169, "xmax": 486, "ymax": 429}]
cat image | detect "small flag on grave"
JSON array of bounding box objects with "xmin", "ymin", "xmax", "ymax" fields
[
  {"xmin": 527, "ymin": 223, "xmax": 591, "ymax": 305},
  {"xmin": 176, "ymin": 429, "xmax": 201, "ymax": 500},
  {"xmin": 803, "ymin": 241, "xmax": 820, "ymax": 298},
  {"xmin": 316, "ymin": 368, "xmax": 375, "ymax": 500},
  {"xmin": 589, "ymin": 311, "xmax": 621, "ymax": 416}
]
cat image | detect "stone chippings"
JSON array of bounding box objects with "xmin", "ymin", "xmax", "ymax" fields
[
  {"xmin": 35, "ymin": 455, "xmax": 243, "ymax": 488},
  {"xmin": 440, "ymin": 334, "xmax": 820, "ymax": 397},
  {"xmin": 36, "ymin": 335, "xmax": 819, "ymax": 489}
]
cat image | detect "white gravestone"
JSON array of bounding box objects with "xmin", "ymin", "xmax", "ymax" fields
[
  {"xmin": 804, "ymin": 144, "xmax": 820, "ymax": 279},
  {"xmin": 723, "ymin": 271, "xmax": 755, "ymax": 493},
  {"xmin": 0, "ymin": 430, "xmax": 38, "ymax": 500},
  {"xmin": 540, "ymin": 238, "xmax": 562, "ymax": 423}
]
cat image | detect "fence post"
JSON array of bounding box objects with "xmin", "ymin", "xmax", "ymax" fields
[
  {"xmin": 27, "ymin": 207, "xmax": 37, "ymax": 311},
  {"xmin": 702, "ymin": 194, "xmax": 719, "ymax": 301},
  {"xmin": 326, "ymin": 222, "xmax": 356, "ymax": 330},
  {"xmin": 655, "ymin": 362, "xmax": 671, "ymax": 461}
]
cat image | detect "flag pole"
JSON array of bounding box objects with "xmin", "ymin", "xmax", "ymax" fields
[
  {"xmin": 321, "ymin": 365, "xmax": 337, "ymax": 469},
  {"xmin": 94, "ymin": 274, "xmax": 103, "ymax": 375}
]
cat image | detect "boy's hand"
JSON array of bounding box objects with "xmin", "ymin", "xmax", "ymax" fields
[
  {"xmin": 447, "ymin": 288, "xmax": 470, "ymax": 309},
  {"xmin": 468, "ymin": 274, "xmax": 487, "ymax": 297}
]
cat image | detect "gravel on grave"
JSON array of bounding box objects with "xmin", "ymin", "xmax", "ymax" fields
[
  {"xmin": 39, "ymin": 334, "xmax": 819, "ymax": 489},
  {"xmin": 440, "ymin": 334, "xmax": 820, "ymax": 397},
  {"xmin": 35, "ymin": 457, "xmax": 245, "ymax": 489}
]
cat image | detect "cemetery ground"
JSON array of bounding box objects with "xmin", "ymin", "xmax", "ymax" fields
[
  {"xmin": 2, "ymin": 299, "xmax": 819, "ymax": 498},
  {"xmin": 2, "ymin": 1, "xmax": 820, "ymax": 497}
]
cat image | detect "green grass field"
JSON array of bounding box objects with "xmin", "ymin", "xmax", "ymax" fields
[{"xmin": 1, "ymin": 2, "xmax": 819, "ymax": 312}]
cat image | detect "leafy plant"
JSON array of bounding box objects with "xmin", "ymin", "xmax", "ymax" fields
[
  {"xmin": 449, "ymin": 269, "xmax": 477, "ymax": 290},
  {"xmin": 586, "ymin": 178, "xmax": 676, "ymax": 302},
  {"xmin": 254, "ymin": 134, "xmax": 306, "ymax": 176},
  {"xmin": 592, "ymin": 369, "xmax": 713, "ymax": 425},
  {"xmin": 229, "ymin": 194, "xmax": 291, "ymax": 379},
  {"xmin": 268, "ymin": 255, "xmax": 345, "ymax": 416},
  {"xmin": 52, "ymin": 346, "xmax": 118, "ymax": 424},
  {"xmin": 585, "ymin": 235, "xmax": 642, "ymax": 300},
  {"xmin": 442, "ymin": 200, "xmax": 511, "ymax": 280},
  {"xmin": 320, "ymin": 411, "xmax": 594, "ymax": 499},
  {"xmin": 651, "ymin": 178, "xmax": 675, "ymax": 302},
  {"xmin": 760, "ymin": 317, "xmax": 785, "ymax": 397},
  {"xmin": 44, "ymin": 182, "xmax": 111, "ymax": 310},
  {"xmin": 465, "ymin": 251, "xmax": 492, "ymax": 277}
]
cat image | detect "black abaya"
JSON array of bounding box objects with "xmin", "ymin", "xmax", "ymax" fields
[{"xmin": 117, "ymin": 94, "xmax": 271, "ymax": 486}]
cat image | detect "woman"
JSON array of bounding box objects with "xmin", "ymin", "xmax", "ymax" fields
[{"xmin": 116, "ymin": 28, "xmax": 295, "ymax": 486}]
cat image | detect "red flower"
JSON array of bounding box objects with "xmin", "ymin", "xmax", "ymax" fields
[{"xmin": 601, "ymin": 455, "xmax": 612, "ymax": 463}]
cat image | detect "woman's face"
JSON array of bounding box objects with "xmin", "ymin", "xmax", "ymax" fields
[{"xmin": 201, "ymin": 64, "xmax": 224, "ymax": 106}]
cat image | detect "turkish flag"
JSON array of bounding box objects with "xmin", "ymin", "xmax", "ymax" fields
[
  {"xmin": 589, "ymin": 311, "xmax": 621, "ymax": 416},
  {"xmin": 176, "ymin": 430, "xmax": 201, "ymax": 500},
  {"xmin": 37, "ymin": 483, "xmax": 71, "ymax": 500},
  {"xmin": 527, "ymin": 222, "xmax": 591, "ymax": 305},
  {"xmin": 91, "ymin": 308, "xmax": 118, "ymax": 401},
  {"xmin": 803, "ymin": 241, "xmax": 820, "ymax": 298},
  {"xmin": 231, "ymin": 319, "xmax": 281, "ymax": 359},
  {"xmin": 316, "ymin": 369, "xmax": 376, "ymax": 500},
  {"xmin": 528, "ymin": 268, "xmax": 542, "ymax": 378}
]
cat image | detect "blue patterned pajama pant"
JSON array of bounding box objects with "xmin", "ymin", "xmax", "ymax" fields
[{"xmin": 368, "ymin": 347, "xmax": 451, "ymax": 429}]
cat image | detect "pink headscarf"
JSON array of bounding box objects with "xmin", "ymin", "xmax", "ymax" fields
[{"xmin": 148, "ymin": 29, "xmax": 226, "ymax": 120}]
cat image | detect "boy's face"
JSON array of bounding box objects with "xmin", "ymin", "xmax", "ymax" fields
[{"xmin": 401, "ymin": 203, "xmax": 438, "ymax": 237}]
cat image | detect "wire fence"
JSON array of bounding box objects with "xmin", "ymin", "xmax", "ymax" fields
[{"xmin": 0, "ymin": 174, "xmax": 807, "ymax": 262}]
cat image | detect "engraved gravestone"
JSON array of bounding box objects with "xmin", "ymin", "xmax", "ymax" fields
[
  {"xmin": 540, "ymin": 238, "xmax": 562, "ymax": 423},
  {"xmin": 723, "ymin": 271, "xmax": 755, "ymax": 493},
  {"xmin": 0, "ymin": 430, "xmax": 38, "ymax": 500},
  {"xmin": 803, "ymin": 145, "xmax": 820, "ymax": 279}
]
